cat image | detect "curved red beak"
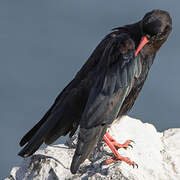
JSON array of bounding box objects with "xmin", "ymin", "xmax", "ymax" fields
[{"xmin": 135, "ymin": 36, "xmax": 149, "ymax": 56}]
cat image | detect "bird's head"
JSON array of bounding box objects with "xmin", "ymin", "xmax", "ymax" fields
[
  {"xmin": 135, "ymin": 9, "xmax": 172, "ymax": 56},
  {"xmin": 142, "ymin": 9, "xmax": 172, "ymax": 42}
]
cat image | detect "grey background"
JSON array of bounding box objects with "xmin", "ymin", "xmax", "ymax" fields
[{"xmin": 1, "ymin": 0, "xmax": 179, "ymax": 178}]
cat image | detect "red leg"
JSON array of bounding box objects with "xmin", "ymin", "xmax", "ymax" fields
[
  {"xmin": 103, "ymin": 132, "xmax": 138, "ymax": 168},
  {"xmin": 105, "ymin": 132, "xmax": 134, "ymax": 149}
]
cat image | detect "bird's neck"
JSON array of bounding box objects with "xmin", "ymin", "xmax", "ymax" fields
[
  {"xmin": 124, "ymin": 22, "xmax": 143, "ymax": 49},
  {"xmin": 125, "ymin": 23, "xmax": 157, "ymax": 70}
]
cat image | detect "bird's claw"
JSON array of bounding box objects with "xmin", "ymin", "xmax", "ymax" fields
[
  {"xmin": 103, "ymin": 133, "xmax": 138, "ymax": 168},
  {"xmin": 120, "ymin": 140, "xmax": 135, "ymax": 149},
  {"xmin": 127, "ymin": 140, "xmax": 135, "ymax": 148},
  {"xmin": 104, "ymin": 140, "xmax": 134, "ymax": 149},
  {"xmin": 131, "ymin": 161, "xmax": 138, "ymax": 168},
  {"xmin": 105, "ymin": 156, "xmax": 138, "ymax": 168},
  {"xmin": 128, "ymin": 144, "xmax": 133, "ymax": 148},
  {"xmin": 129, "ymin": 140, "xmax": 135, "ymax": 144}
]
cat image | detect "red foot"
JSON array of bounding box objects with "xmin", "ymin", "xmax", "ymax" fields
[
  {"xmin": 105, "ymin": 132, "xmax": 134, "ymax": 149},
  {"xmin": 103, "ymin": 132, "xmax": 138, "ymax": 168}
]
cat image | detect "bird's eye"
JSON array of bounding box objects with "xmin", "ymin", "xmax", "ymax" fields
[
  {"xmin": 160, "ymin": 25, "xmax": 171, "ymax": 38},
  {"xmin": 164, "ymin": 25, "xmax": 170, "ymax": 32}
]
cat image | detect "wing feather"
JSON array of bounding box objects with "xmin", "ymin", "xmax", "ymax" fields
[
  {"xmin": 71, "ymin": 33, "xmax": 142, "ymax": 173},
  {"xmin": 80, "ymin": 33, "xmax": 140, "ymax": 129}
]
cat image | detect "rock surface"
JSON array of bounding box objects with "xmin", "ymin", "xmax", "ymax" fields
[{"xmin": 6, "ymin": 116, "xmax": 180, "ymax": 180}]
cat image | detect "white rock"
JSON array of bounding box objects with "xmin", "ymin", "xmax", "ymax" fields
[{"xmin": 6, "ymin": 116, "xmax": 180, "ymax": 180}]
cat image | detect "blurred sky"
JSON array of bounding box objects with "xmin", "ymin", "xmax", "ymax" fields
[{"xmin": 1, "ymin": 0, "xmax": 180, "ymax": 178}]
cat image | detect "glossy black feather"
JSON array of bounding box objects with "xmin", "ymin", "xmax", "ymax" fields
[
  {"xmin": 71, "ymin": 34, "xmax": 142, "ymax": 173},
  {"xmin": 80, "ymin": 35, "xmax": 139, "ymax": 129},
  {"xmin": 18, "ymin": 9, "xmax": 172, "ymax": 174}
]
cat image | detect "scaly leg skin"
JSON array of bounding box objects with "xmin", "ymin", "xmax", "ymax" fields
[
  {"xmin": 103, "ymin": 132, "xmax": 138, "ymax": 168},
  {"xmin": 105, "ymin": 132, "xmax": 134, "ymax": 149}
]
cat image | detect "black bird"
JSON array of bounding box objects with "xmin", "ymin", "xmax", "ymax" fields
[{"xmin": 18, "ymin": 9, "xmax": 172, "ymax": 174}]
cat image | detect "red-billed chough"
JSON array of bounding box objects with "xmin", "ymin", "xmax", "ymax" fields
[{"xmin": 18, "ymin": 9, "xmax": 172, "ymax": 174}]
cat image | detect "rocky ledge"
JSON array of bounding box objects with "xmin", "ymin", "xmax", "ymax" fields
[{"xmin": 6, "ymin": 116, "xmax": 180, "ymax": 180}]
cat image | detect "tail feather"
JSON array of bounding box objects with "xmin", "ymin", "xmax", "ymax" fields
[
  {"xmin": 19, "ymin": 110, "xmax": 51, "ymax": 147},
  {"xmin": 70, "ymin": 125, "xmax": 107, "ymax": 174},
  {"xmin": 18, "ymin": 138, "xmax": 43, "ymax": 157},
  {"xmin": 44, "ymin": 116, "xmax": 78, "ymax": 145},
  {"xmin": 18, "ymin": 114, "xmax": 60, "ymax": 157},
  {"xmin": 44, "ymin": 126, "xmax": 69, "ymax": 145}
]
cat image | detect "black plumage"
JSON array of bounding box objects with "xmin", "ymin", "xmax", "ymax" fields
[{"xmin": 18, "ymin": 9, "xmax": 172, "ymax": 174}]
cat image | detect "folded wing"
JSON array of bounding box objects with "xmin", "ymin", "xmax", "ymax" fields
[{"xmin": 70, "ymin": 33, "xmax": 142, "ymax": 173}]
